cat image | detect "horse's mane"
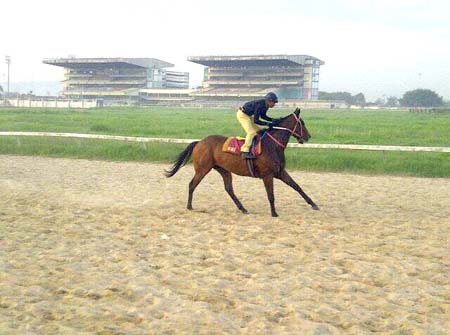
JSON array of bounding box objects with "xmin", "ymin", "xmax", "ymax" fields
[
  {"xmin": 257, "ymin": 113, "xmax": 291, "ymax": 135},
  {"xmin": 277, "ymin": 114, "xmax": 291, "ymax": 122}
]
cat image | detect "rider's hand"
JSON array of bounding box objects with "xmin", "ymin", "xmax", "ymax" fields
[{"xmin": 272, "ymin": 118, "xmax": 281, "ymax": 126}]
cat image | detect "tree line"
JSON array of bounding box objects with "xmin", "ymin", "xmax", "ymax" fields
[{"xmin": 319, "ymin": 89, "xmax": 446, "ymax": 107}]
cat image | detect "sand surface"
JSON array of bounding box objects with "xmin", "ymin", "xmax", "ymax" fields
[{"xmin": 1, "ymin": 155, "xmax": 449, "ymax": 334}]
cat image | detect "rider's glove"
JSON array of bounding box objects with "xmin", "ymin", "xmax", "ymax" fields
[{"xmin": 271, "ymin": 118, "xmax": 281, "ymax": 126}]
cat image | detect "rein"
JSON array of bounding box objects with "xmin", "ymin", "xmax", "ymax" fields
[
  {"xmin": 266, "ymin": 113, "xmax": 303, "ymax": 148},
  {"xmin": 266, "ymin": 131, "xmax": 286, "ymax": 148}
]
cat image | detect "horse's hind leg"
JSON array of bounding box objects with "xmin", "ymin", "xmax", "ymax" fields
[
  {"xmin": 187, "ymin": 167, "xmax": 211, "ymax": 210},
  {"xmin": 214, "ymin": 166, "xmax": 248, "ymax": 214}
]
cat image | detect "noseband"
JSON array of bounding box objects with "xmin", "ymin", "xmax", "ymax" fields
[{"xmin": 266, "ymin": 113, "xmax": 304, "ymax": 148}]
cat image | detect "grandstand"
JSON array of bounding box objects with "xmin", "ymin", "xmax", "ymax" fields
[
  {"xmin": 163, "ymin": 70, "xmax": 190, "ymax": 89},
  {"xmin": 187, "ymin": 55, "xmax": 324, "ymax": 102},
  {"xmin": 43, "ymin": 57, "xmax": 189, "ymax": 103},
  {"xmin": 139, "ymin": 88, "xmax": 194, "ymax": 105}
]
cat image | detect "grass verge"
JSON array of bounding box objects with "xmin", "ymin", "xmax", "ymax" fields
[{"xmin": 1, "ymin": 136, "xmax": 449, "ymax": 178}]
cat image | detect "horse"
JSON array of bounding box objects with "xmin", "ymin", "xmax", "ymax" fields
[{"xmin": 165, "ymin": 108, "xmax": 319, "ymax": 217}]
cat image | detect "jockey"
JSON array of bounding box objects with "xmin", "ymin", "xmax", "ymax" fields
[{"xmin": 237, "ymin": 92, "xmax": 278, "ymax": 159}]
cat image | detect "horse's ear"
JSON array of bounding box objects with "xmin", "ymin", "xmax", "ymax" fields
[{"xmin": 294, "ymin": 107, "xmax": 301, "ymax": 116}]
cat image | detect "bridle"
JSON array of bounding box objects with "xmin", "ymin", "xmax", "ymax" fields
[{"xmin": 265, "ymin": 113, "xmax": 304, "ymax": 148}]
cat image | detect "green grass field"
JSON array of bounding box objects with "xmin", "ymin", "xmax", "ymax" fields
[{"xmin": 1, "ymin": 107, "xmax": 450, "ymax": 177}]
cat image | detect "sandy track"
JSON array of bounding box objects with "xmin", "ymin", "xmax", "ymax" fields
[{"xmin": 1, "ymin": 155, "xmax": 449, "ymax": 334}]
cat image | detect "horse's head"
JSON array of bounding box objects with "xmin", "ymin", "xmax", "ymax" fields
[
  {"xmin": 289, "ymin": 108, "xmax": 311, "ymax": 144},
  {"xmin": 266, "ymin": 108, "xmax": 311, "ymax": 147}
]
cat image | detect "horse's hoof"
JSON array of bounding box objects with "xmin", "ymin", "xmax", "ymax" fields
[
  {"xmin": 241, "ymin": 208, "xmax": 249, "ymax": 214},
  {"xmin": 312, "ymin": 205, "xmax": 320, "ymax": 211},
  {"xmin": 187, "ymin": 205, "xmax": 193, "ymax": 210},
  {"xmin": 272, "ymin": 212, "xmax": 279, "ymax": 217}
]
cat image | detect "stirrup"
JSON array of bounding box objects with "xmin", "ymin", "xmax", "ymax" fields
[{"xmin": 241, "ymin": 152, "xmax": 256, "ymax": 159}]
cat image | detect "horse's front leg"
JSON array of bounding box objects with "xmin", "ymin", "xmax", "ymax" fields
[
  {"xmin": 262, "ymin": 175, "xmax": 278, "ymax": 217},
  {"xmin": 276, "ymin": 170, "xmax": 320, "ymax": 210}
]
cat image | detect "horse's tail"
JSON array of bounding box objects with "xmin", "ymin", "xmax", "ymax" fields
[{"xmin": 164, "ymin": 141, "xmax": 199, "ymax": 178}]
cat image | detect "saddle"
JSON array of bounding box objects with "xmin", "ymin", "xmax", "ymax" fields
[{"xmin": 222, "ymin": 134, "xmax": 262, "ymax": 156}]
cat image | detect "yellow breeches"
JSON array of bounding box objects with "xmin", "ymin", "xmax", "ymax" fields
[{"xmin": 236, "ymin": 110, "xmax": 260, "ymax": 152}]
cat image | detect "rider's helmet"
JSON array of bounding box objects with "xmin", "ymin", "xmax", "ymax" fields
[{"xmin": 265, "ymin": 92, "xmax": 278, "ymax": 103}]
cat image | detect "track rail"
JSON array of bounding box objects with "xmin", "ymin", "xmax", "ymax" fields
[{"xmin": 1, "ymin": 131, "xmax": 450, "ymax": 153}]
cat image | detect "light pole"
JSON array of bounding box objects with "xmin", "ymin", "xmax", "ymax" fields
[{"xmin": 5, "ymin": 56, "xmax": 11, "ymax": 97}]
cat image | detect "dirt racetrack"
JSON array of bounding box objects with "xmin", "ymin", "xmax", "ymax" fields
[{"xmin": 1, "ymin": 155, "xmax": 449, "ymax": 334}]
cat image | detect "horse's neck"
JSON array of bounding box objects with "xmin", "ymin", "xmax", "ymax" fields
[{"xmin": 264, "ymin": 117, "xmax": 294, "ymax": 151}]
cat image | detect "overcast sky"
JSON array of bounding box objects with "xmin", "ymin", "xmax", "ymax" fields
[{"xmin": 1, "ymin": 0, "xmax": 449, "ymax": 100}]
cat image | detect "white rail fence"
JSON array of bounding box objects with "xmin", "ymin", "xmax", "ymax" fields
[{"xmin": 1, "ymin": 131, "xmax": 450, "ymax": 153}]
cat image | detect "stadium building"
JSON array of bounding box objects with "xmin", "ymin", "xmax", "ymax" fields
[
  {"xmin": 43, "ymin": 57, "xmax": 189, "ymax": 104},
  {"xmin": 187, "ymin": 55, "xmax": 324, "ymax": 102}
]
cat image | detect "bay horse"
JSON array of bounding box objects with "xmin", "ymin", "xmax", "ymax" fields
[{"xmin": 165, "ymin": 108, "xmax": 319, "ymax": 217}]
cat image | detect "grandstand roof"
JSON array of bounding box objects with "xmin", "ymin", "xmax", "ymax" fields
[
  {"xmin": 188, "ymin": 55, "xmax": 325, "ymax": 67},
  {"xmin": 43, "ymin": 57, "xmax": 173, "ymax": 69}
]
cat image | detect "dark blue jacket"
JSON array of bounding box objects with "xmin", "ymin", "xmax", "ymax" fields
[{"xmin": 242, "ymin": 99, "xmax": 273, "ymax": 126}]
